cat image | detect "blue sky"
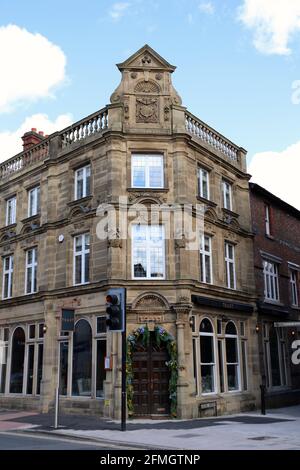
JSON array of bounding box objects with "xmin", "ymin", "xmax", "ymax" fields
[{"xmin": 0, "ymin": 0, "xmax": 300, "ymax": 208}]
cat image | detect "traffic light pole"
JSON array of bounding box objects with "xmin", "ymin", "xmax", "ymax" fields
[{"xmin": 121, "ymin": 288, "xmax": 127, "ymax": 431}]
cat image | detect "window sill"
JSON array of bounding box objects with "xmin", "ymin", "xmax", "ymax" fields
[
  {"xmin": 265, "ymin": 234, "xmax": 275, "ymax": 241},
  {"xmin": 68, "ymin": 195, "xmax": 92, "ymax": 207},
  {"xmin": 21, "ymin": 214, "xmax": 40, "ymax": 225},
  {"xmin": 128, "ymin": 187, "xmax": 169, "ymax": 192},
  {"xmin": 196, "ymin": 196, "xmax": 217, "ymax": 207},
  {"xmin": 222, "ymin": 208, "xmax": 239, "ymax": 218},
  {"xmin": 263, "ymin": 299, "xmax": 283, "ymax": 306}
]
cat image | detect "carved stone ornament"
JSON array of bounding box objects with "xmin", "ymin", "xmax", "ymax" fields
[
  {"xmin": 133, "ymin": 292, "xmax": 169, "ymax": 311},
  {"xmin": 134, "ymin": 80, "xmax": 160, "ymax": 94},
  {"xmin": 131, "ymin": 72, "xmax": 138, "ymax": 79},
  {"xmin": 141, "ymin": 54, "xmax": 152, "ymax": 65},
  {"xmin": 108, "ymin": 238, "xmax": 122, "ymax": 248},
  {"xmin": 136, "ymin": 97, "xmax": 158, "ymax": 123}
]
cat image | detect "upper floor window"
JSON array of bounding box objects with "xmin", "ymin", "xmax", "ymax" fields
[
  {"xmin": 222, "ymin": 180, "xmax": 232, "ymax": 211},
  {"xmin": 200, "ymin": 235, "xmax": 213, "ymax": 284},
  {"xmin": 131, "ymin": 154, "xmax": 164, "ymax": 189},
  {"xmin": 290, "ymin": 269, "xmax": 299, "ymax": 306},
  {"xmin": 6, "ymin": 197, "xmax": 16, "ymax": 226},
  {"xmin": 25, "ymin": 248, "xmax": 38, "ymax": 294},
  {"xmin": 74, "ymin": 233, "xmax": 90, "ymax": 285},
  {"xmin": 2, "ymin": 255, "xmax": 13, "ymax": 299},
  {"xmin": 263, "ymin": 260, "xmax": 279, "ymax": 302},
  {"xmin": 132, "ymin": 225, "xmax": 165, "ymax": 279},
  {"xmin": 75, "ymin": 165, "xmax": 91, "ymax": 200},
  {"xmin": 28, "ymin": 186, "xmax": 40, "ymax": 217},
  {"xmin": 265, "ymin": 204, "xmax": 271, "ymax": 236},
  {"xmin": 198, "ymin": 168, "xmax": 209, "ymax": 199},
  {"xmin": 225, "ymin": 242, "xmax": 236, "ymax": 289}
]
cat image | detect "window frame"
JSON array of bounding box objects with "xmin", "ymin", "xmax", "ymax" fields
[
  {"xmin": 74, "ymin": 164, "xmax": 91, "ymax": 200},
  {"xmin": 263, "ymin": 259, "xmax": 280, "ymax": 302},
  {"xmin": 198, "ymin": 167, "xmax": 210, "ymax": 200},
  {"xmin": 25, "ymin": 248, "xmax": 38, "ymax": 295},
  {"xmin": 6, "ymin": 196, "xmax": 16, "ymax": 226},
  {"xmin": 199, "ymin": 318, "xmax": 217, "ymax": 395},
  {"xmin": 28, "ymin": 186, "xmax": 40, "ymax": 218},
  {"xmin": 200, "ymin": 234, "xmax": 213, "ymax": 284},
  {"xmin": 73, "ymin": 233, "xmax": 90, "ymax": 286},
  {"xmin": 290, "ymin": 269, "xmax": 299, "ymax": 307},
  {"xmin": 131, "ymin": 154, "xmax": 164, "ymax": 189},
  {"xmin": 225, "ymin": 242, "xmax": 236, "ymax": 290},
  {"xmin": 131, "ymin": 224, "xmax": 166, "ymax": 280},
  {"xmin": 2, "ymin": 255, "xmax": 13, "ymax": 300},
  {"xmin": 265, "ymin": 204, "xmax": 271, "ymax": 236},
  {"xmin": 225, "ymin": 322, "xmax": 241, "ymax": 393},
  {"xmin": 222, "ymin": 180, "xmax": 232, "ymax": 211}
]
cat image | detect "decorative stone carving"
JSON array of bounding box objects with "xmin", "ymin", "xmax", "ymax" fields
[
  {"xmin": 108, "ymin": 238, "xmax": 122, "ymax": 248},
  {"xmin": 164, "ymin": 106, "xmax": 170, "ymax": 121},
  {"xmin": 155, "ymin": 73, "xmax": 163, "ymax": 80},
  {"xmin": 133, "ymin": 292, "xmax": 169, "ymax": 310},
  {"xmin": 141, "ymin": 54, "xmax": 152, "ymax": 65},
  {"xmin": 134, "ymin": 80, "xmax": 160, "ymax": 94},
  {"xmin": 136, "ymin": 97, "xmax": 158, "ymax": 123},
  {"xmin": 130, "ymin": 72, "xmax": 138, "ymax": 79},
  {"xmin": 175, "ymin": 236, "xmax": 186, "ymax": 249},
  {"xmin": 128, "ymin": 192, "xmax": 167, "ymax": 205}
]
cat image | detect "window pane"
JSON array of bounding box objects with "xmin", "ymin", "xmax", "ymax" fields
[
  {"xmin": 84, "ymin": 252, "xmax": 90, "ymax": 283},
  {"xmin": 59, "ymin": 341, "xmax": 69, "ymax": 396},
  {"xmin": 150, "ymin": 247, "xmax": 164, "ymax": 278},
  {"xmin": 29, "ymin": 325, "xmax": 36, "ymax": 339},
  {"xmin": 75, "ymin": 255, "xmax": 82, "ymax": 284},
  {"xmin": 200, "ymin": 335, "xmax": 214, "ymax": 363},
  {"xmin": 0, "ymin": 346, "xmax": 8, "ymax": 393},
  {"xmin": 149, "ymin": 166, "xmax": 162, "ymax": 187},
  {"xmin": 241, "ymin": 341, "xmax": 248, "ymax": 391},
  {"xmin": 269, "ymin": 327, "xmax": 281, "ymax": 387},
  {"xmin": 227, "ymin": 364, "xmax": 238, "ymax": 391},
  {"xmin": 27, "ymin": 267, "xmax": 32, "ymax": 293},
  {"xmin": 132, "ymin": 167, "xmax": 146, "ymax": 187},
  {"xmin": 218, "ymin": 340, "xmax": 224, "ymax": 393},
  {"xmin": 96, "ymin": 340, "xmax": 106, "ymax": 398},
  {"xmin": 10, "ymin": 328, "xmax": 25, "ymax": 393},
  {"xmin": 226, "ymin": 337, "xmax": 238, "ymax": 363},
  {"xmin": 36, "ymin": 344, "xmax": 43, "ymax": 395},
  {"xmin": 201, "ymin": 365, "xmax": 214, "ymax": 393},
  {"xmin": 26, "ymin": 344, "xmax": 35, "ymax": 395},
  {"xmin": 72, "ymin": 320, "xmax": 92, "ymax": 396},
  {"xmin": 97, "ymin": 317, "xmax": 107, "ymax": 334}
]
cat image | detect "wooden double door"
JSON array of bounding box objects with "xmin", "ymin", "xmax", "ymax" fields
[{"xmin": 132, "ymin": 332, "xmax": 170, "ymax": 417}]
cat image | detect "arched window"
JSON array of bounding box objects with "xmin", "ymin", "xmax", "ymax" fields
[
  {"xmin": 199, "ymin": 318, "xmax": 216, "ymax": 394},
  {"xmin": 10, "ymin": 327, "xmax": 25, "ymax": 393},
  {"xmin": 72, "ymin": 319, "xmax": 92, "ymax": 396},
  {"xmin": 225, "ymin": 322, "xmax": 240, "ymax": 391}
]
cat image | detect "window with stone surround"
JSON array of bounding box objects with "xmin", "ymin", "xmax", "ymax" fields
[
  {"xmin": 73, "ymin": 233, "xmax": 90, "ymax": 285},
  {"xmin": 25, "ymin": 248, "xmax": 38, "ymax": 294},
  {"xmin": 28, "ymin": 186, "xmax": 40, "ymax": 217},
  {"xmin": 225, "ymin": 242, "xmax": 236, "ymax": 289},
  {"xmin": 74, "ymin": 164, "xmax": 91, "ymax": 200},
  {"xmin": 131, "ymin": 154, "xmax": 164, "ymax": 189},
  {"xmin": 198, "ymin": 167, "xmax": 210, "ymax": 200},
  {"xmin": 290, "ymin": 269, "xmax": 299, "ymax": 307},
  {"xmin": 6, "ymin": 196, "xmax": 16, "ymax": 226},
  {"xmin": 200, "ymin": 235, "xmax": 213, "ymax": 284},
  {"xmin": 263, "ymin": 259, "xmax": 279, "ymax": 302},
  {"xmin": 222, "ymin": 180, "xmax": 232, "ymax": 211},
  {"xmin": 2, "ymin": 255, "xmax": 13, "ymax": 299},
  {"xmin": 132, "ymin": 224, "xmax": 165, "ymax": 279}
]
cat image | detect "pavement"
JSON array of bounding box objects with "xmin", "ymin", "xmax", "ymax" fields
[{"xmin": 0, "ymin": 405, "xmax": 300, "ymax": 450}]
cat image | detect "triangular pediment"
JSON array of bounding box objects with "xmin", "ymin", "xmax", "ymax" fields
[{"xmin": 117, "ymin": 44, "xmax": 176, "ymax": 72}]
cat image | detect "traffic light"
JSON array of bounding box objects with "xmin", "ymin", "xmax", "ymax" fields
[{"xmin": 106, "ymin": 289, "xmax": 125, "ymax": 332}]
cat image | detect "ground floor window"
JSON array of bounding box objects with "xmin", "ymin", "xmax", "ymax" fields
[
  {"xmin": 58, "ymin": 315, "xmax": 107, "ymax": 398},
  {"xmin": 192, "ymin": 317, "xmax": 246, "ymax": 395},
  {"xmin": 10, "ymin": 327, "xmax": 25, "ymax": 393},
  {"xmin": 263, "ymin": 323, "xmax": 288, "ymax": 389}
]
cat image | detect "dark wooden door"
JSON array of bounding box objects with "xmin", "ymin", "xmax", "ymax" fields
[{"xmin": 132, "ymin": 333, "xmax": 170, "ymax": 417}]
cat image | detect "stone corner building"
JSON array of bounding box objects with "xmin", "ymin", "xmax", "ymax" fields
[{"xmin": 0, "ymin": 45, "xmax": 260, "ymax": 419}]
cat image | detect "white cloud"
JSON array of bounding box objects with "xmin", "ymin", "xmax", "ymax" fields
[
  {"xmin": 248, "ymin": 140, "xmax": 300, "ymax": 210},
  {"xmin": 109, "ymin": 2, "xmax": 131, "ymax": 20},
  {"xmin": 199, "ymin": 2, "xmax": 214, "ymax": 15},
  {"xmin": 0, "ymin": 113, "xmax": 73, "ymax": 163},
  {"xmin": 238, "ymin": 0, "xmax": 300, "ymax": 55},
  {"xmin": 0, "ymin": 24, "xmax": 67, "ymax": 113}
]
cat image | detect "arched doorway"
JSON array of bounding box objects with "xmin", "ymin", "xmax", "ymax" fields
[
  {"xmin": 72, "ymin": 319, "xmax": 92, "ymax": 396},
  {"xmin": 10, "ymin": 327, "xmax": 25, "ymax": 393},
  {"xmin": 132, "ymin": 331, "xmax": 170, "ymax": 417}
]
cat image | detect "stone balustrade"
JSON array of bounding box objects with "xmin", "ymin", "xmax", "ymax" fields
[
  {"xmin": 185, "ymin": 111, "xmax": 239, "ymax": 162},
  {"xmin": 60, "ymin": 108, "xmax": 108, "ymax": 147},
  {"xmin": 0, "ymin": 139, "xmax": 50, "ymax": 180}
]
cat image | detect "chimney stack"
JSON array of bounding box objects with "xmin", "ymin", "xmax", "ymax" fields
[{"xmin": 22, "ymin": 128, "xmax": 45, "ymax": 151}]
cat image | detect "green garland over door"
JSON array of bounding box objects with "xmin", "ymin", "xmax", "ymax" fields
[{"xmin": 126, "ymin": 325, "xmax": 178, "ymax": 417}]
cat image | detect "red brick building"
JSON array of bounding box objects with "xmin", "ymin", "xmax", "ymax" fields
[{"xmin": 250, "ymin": 183, "xmax": 300, "ymax": 408}]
